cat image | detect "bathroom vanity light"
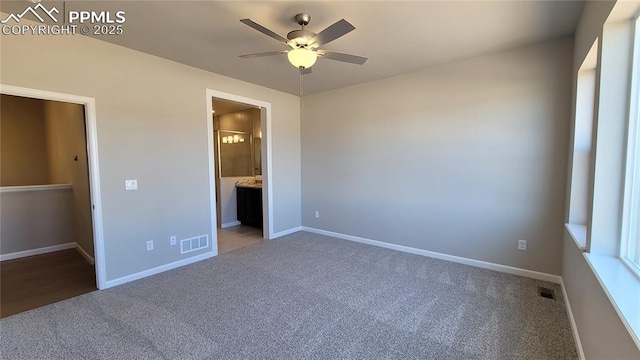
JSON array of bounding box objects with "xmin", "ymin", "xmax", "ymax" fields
[{"xmin": 221, "ymin": 135, "xmax": 245, "ymax": 144}]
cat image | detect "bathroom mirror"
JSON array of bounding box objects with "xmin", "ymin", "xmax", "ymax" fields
[
  {"xmin": 218, "ymin": 131, "xmax": 253, "ymax": 177},
  {"xmin": 212, "ymin": 99, "xmax": 262, "ymax": 178},
  {"xmin": 254, "ymin": 138, "xmax": 261, "ymax": 175}
]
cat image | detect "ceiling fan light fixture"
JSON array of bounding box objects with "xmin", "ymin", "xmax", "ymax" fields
[{"xmin": 287, "ymin": 48, "xmax": 317, "ymax": 69}]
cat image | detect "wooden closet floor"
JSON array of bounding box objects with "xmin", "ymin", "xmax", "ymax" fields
[{"xmin": 1, "ymin": 249, "xmax": 96, "ymax": 318}]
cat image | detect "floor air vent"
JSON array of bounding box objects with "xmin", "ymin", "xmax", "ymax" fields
[
  {"xmin": 180, "ymin": 235, "xmax": 209, "ymax": 254},
  {"xmin": 538, "ymin": 287, "xmax": 555, "ymax": 300}
]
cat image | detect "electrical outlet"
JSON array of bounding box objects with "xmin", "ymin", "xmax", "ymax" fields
[
  {"xmin": 146, "ymin": 240, "xmax": 154, "ymax": 251},
  {"xmin": 315, "ymin": 211, "xmax": 320, "ymax": 218},
  {"xmin": 518, "ymin": 239, "xmax": 527, "ymax": 251},
  {"xmin": 170, "ymin": 236, "xmax": 177, "ymax": 246}
]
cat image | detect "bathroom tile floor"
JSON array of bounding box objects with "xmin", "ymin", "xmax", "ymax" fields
[{"xmin": 217, "ymin": 225, "xmax": 263, "ymax": 254}]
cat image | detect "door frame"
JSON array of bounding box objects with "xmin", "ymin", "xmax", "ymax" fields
[
  {"xmin": 1, "ymin": 84, "xmax": 107, "ymax": 289},
  {"xmin": 206, "ymin": 89, "xmax": 273, "ymax": 245}
]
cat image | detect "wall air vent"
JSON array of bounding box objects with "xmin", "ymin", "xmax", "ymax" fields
[{"xmin": 180, "ymin": 234, "xmax": 209, "ymax": 254}]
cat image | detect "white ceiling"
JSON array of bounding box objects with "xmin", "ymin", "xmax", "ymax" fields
[{"xmin": 2, "ymin": 1, "xmax": 585, "ymax": 95}]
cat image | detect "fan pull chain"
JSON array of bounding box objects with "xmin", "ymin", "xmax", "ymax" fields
[{"xmin": 299, "ymin": 66, "xmax": 304, "ymax": 107}]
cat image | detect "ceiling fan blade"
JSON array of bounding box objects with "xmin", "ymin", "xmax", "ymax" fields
[
  {"xmin": 240, "ymin": 19, "xmax": 288, "ymax": 43},
  {"xmin": 239, "ymin": 50, "xmax": 288, "ymax": 58},
  {"xmin": 318, "ymin": 51, "xmax": 367, "ymax": 65},
  {"xmin": 311, "ymin": 19, "xmax": 355, "ymax": 46}
]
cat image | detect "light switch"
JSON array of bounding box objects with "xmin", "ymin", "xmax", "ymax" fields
[{"xmin": 125, "ymin": 179, "xmax": 138, "ymax": 190}]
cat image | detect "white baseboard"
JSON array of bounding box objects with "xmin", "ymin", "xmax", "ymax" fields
[
  {"xmin": 0, "ymin": 243, "xmax": 75, "ymax": 261},
  {"xmin": 221, "ymin": 221, "xmax": 241, "ymax": 228},
  {"xmin": 301, "ymin": 227, "xmax": 562, "ymax": 284},
  {"xmin": 74, "ymin": 243, "xmax": 95, "ymax": 265},
  {"xmin": 103, "ymin": 251, "xmax": 215, "ymax": 289},
  {"xmin": 271, "ymin": 226, "xmax": 302, "ymax": 239},
  {"xmin": 560, "ymin": 279, "xmax": 585, "ymax": 360}
]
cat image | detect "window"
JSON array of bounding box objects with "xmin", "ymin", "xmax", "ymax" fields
[
  {"xmin": 566, "ymin": 40, "xmax": 598, "ymax": 249},
  {"xmin": 621, "ymin": 16, "xmax": 640, "ymax": 278},
  {"xmin": 581, "ymin": 5, "xmax": 640, "ymax": 345}
]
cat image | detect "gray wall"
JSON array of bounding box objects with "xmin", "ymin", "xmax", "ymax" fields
[
  {"xmin": 302, "ymin": 37, "xmax": 573, "ymax": 275},
  {"xmin": 1, "ymin": 188, "xmax": 74, "ymax": 254},
  {"xmin": 562, "ymin": 232, "xmax": 639, "ymax": 358},
  {"xmin": 562, "ymin": 1, "xmax": 640, "ymax": 358},
  {"xmin": 1, "ymin": 25, "xmax": 301, "ymax": 281}
]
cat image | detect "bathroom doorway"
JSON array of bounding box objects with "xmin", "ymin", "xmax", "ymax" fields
[{"xmin": 206, "ymin": 90, "xmax": 272, "ymax": 254}]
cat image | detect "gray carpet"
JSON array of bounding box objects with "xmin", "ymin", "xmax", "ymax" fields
[{"xmin": 0, "ymin": 231, "xmax": 577, "ymax": 359}]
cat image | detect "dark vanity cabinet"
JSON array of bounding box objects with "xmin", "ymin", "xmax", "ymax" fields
[{"xmin": 236, "ymin": 186, "xmax": 262, "ymax": 229}]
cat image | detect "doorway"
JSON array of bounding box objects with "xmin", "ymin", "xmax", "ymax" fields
[
  {"xmin": 0, "ymin": 94, "xmax": 96, "ymax": 316},
  {"xmin": 0, "ymin": 85, "xmax": 106, "ymax": 301},
  {"xmin": 206, "ymin": 89, "xmax": 273, "ymax": 255}
]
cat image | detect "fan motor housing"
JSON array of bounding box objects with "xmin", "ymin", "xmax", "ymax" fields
[{"xmin": 287, "ymin": 30, "xmax": 316, "ymax": 46}]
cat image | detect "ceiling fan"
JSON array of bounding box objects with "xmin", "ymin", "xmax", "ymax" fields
[{"xmin": 239, "ymin": 13, "xmax": 367, "ymax": 73}]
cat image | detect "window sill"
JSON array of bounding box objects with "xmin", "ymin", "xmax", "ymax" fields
[
  {"xmin": 584, "ymin": 253, "xmax": 640, "ymax": 349},
  {"xmin": 565, "ymin": 223, "xmax": 587, "ymax": 250}
]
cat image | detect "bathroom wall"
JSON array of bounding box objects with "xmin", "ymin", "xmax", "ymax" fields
[
  {"xmin": 218, "ymin": 109, "xmax": 254, "ymax": 132},
  {"xmin": 219, "ymin": 176, "xmax": 254, "ymax": 227}
]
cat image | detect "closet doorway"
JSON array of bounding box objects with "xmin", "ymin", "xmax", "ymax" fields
[{"xmin": 0, "ymin": 86, "xmax": 105, "ymax": 317}]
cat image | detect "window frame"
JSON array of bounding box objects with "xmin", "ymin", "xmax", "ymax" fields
[{"xmin": 620, "ymin": 15, "xmax": 640, "ymax": 280}]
